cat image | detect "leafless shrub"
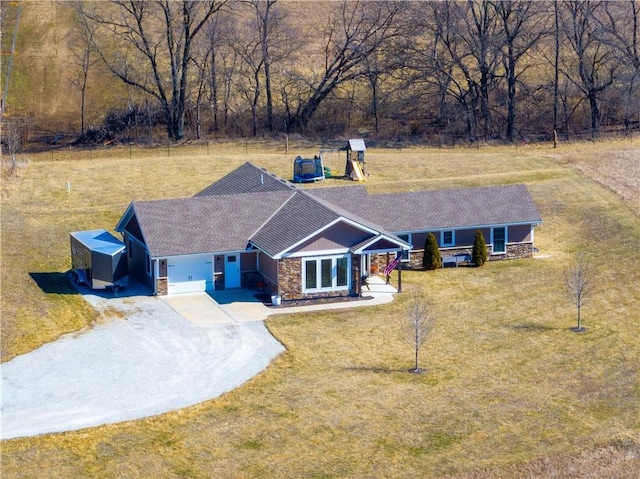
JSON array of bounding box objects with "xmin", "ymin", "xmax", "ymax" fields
[
  {"xmin": 3, "ymin": 122, "xmax": 21, "ymax": 175},
  {"xmin": 400, "ymin": 291, "xmax": 436, "ymax": 373},
  {"xmin": 564, "ymin": 253, "xmax": 595, "ymax": 332}
]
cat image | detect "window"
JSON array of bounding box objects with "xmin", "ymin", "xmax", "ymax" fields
[
  {"xmin": 336, "ymin": 257, "xmax": 348, "ymax": 287},
  {"xmin": 146, "ymin": 254, "xmax": 152, "ymax": 276},
  {"xmin": 442, "ymin": 230, "xmax": 454, "ymax": 246},
  {"xmin": 303, "ymin": 255, "xmax": 350, "ymax": 292},
  {"xmin": 305, "ymin": 261, "xmax": 317, "ymax": 289},
  {"xmin": 493, "ymin": 227, "xmax": 506, "ymax": 254},
  {"xmin": 398, "ymin": 234, "xmax": 410, "ymax": 261},
  {"xmin": 321, "ymin": 259, "xmax": 332, "ymax": 288}
]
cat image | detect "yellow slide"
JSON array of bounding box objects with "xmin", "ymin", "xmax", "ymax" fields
[{"xmin": 350, "ymin": 160, "xmax": 365, "ymax": 181}]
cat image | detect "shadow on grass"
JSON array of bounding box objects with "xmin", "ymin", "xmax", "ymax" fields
[
  {"xmin": 510, "ymin": 322, "xmax": 564, "ymax": 332},
  {"xmin": 29, "ymin": 272, "xmax": 77, "ymax": 295},
  {"xmin": 345, "ymin": 366, "xmax": 408, "ymax": 374}
]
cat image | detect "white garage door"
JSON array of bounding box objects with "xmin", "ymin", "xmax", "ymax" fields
[{"xmin": 167, "ymin": 255, "xmax": 213, "ymax": 294}]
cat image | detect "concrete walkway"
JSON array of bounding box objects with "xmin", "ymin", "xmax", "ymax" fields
[{"xmin": 161, "ymin": 276, "xmax": 398, "ymax": 326}]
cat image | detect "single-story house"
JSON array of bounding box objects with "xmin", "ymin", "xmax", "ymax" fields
[{"xmin": 115, "ymin": 162, "xmax": 542, "ymax": 300}]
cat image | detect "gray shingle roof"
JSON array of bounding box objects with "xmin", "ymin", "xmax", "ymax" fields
[
  {"xmin": 249, "ymin": 191, "xmax": 343, "ymax": 257},
  {"xmin": 131, "ymin": 191, "xmax": 293, "ymax": 257},
  {"xmin": 195, "ymin": 162, "xmax": 295, "ymax": 196},
  {"xmin": 123, "ymin": 164, "xmax": 541, "ymax": 259},
  {"xmin": 309, "ymin": 184, "xmax": 542, "ymax": 232}
]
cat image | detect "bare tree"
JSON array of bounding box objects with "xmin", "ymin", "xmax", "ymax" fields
[
  {"xmin": 232, "ymin": 24, "xmax": 264, "ymax": 137},
  {"xmin": 201, "ymin": 7, "xmax": 237, "ymax": 133},
  {"xmin": 1, "ymin": 0, "xmax": 24, "ymax": 114},
  {"xmin": 400, "ymin": 292, "xmax": 436, "ymax": 373},
  {"xmin": 559, "ymin": 0, "xmax": 617, "ymax": 138},
  {"xmin": 285, "ymin": 0, "xmax": 405, "ymax": 132},
  {"xmin": 68, "ymin": 2, "xmax": 98, "ymax": 136},
  {"xmin": 492, "ymin": 0, "xmax": 549, "ymax": 142},
  {"xmin": 414, "ymin": 0, "xmax": 501, "ymax": 143},
  {"xmin": 553, "ymin": 0, "xmax": 560, "ymax": 145},
  {"xmin": 602, "ymin": 0, "xmax": 640, "ymax": 133},
  {"xmin": 563, "ymin": 254, "xmax": 595, "ymax": 332},
  {"xmin": 84, "ymin": 0, "xmax": 226, "ymax": 141},
  {"xmin": 4, "ymin": 122, "xmax": 21, "ymax": 175},
  {"xmin": 245, "ymin": 0, "xmax": 295, "ymax": 132}
]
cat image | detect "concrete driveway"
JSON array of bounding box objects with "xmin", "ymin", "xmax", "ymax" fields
[
  {"xmin": 161, "ymin": 289, "xmax": 272, "ymax": 326},
  {"xmin": 1, "ymin": 278, "xmax": 397, "ymax": 440},
  {"xmin": 0, "ymin": 285, "xmax": 284, "ymax": 440}
]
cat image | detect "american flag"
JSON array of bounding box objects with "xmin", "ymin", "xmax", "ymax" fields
[{"xmin": 383, "ymin": 254, "xmax": 401, "ymax": 276}]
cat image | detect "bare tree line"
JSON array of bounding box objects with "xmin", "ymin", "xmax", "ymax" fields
[{"xmin": 53, "ymin": 0, "xmax": 640, "ymax": 142}]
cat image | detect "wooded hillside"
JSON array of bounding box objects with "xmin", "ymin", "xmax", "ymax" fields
[{"xmin": 2, "ymin": 1, "xmax": 639, "ymax": 147}]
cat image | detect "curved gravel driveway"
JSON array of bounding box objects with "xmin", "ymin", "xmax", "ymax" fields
[{"xmin": 1, "ymin": 292, "xmax": 284, "ymax": 440}]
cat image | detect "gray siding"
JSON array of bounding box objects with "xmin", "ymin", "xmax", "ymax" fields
[
  {"xmin": 124, "ymin": 232, "xmax": 154, "ymax": 291},
  {"xmin": 241, "ymin": 251, "xmax": 258, "ymax": 271},
  {"xmin": 259, "ymin": 252, "xmax": 278, "ymax": 283},
  {"xmin": 292, "ymin": 221, "xmax": 372, "ymax": 253},
  {"xmin": 509, "ymin": 224, "xmax": 533, "ymax": 243}
]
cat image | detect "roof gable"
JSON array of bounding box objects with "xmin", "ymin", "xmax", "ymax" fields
[
  {"xmin": 288, "ymin": 219, "xmax": 378, "ymax": 255},
  {"xmin": 351, "ymin": 234, "xmax": 410, "ymax": 254},
  {"xmin": 195, "ymin": 162, "xmax": 295, "ymax": 196},
  {"xmin": 249, "ymin": 191, "xmax": 342, "ymax": 257}
]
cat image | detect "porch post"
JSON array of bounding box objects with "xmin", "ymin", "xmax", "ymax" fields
[
  {"xmin": 385, "ymin": 252, "xmax": 390, "ymax": 284},
  {"xmin": 398, "ymin": 252, "xmax": 402, "ymax": 293}
]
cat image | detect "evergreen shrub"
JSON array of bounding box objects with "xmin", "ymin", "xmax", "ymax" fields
[
  {"xmin": 472, "ymin": 230, "xmax": 488, "ymax": 266},
  {"xmin": 422, "ymin": 232, "xmax": 442, "ymax": 270}
]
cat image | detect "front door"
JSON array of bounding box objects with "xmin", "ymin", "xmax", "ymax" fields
[{"xmin": 225, "ymin": 254, "xmax": 241, "ymax": 289}]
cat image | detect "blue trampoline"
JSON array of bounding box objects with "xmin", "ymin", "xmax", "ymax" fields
[{"xmin": 293, "ymin": 155, "xmax": 325, "ymax": 183}]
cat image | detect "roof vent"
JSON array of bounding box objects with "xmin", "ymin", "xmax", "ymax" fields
[{"xmin": 261, "ymin": 174, "xmax": 264, "ymax": 185}]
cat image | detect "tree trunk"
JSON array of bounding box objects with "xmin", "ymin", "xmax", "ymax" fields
[
  {"xmin": 210, "ymin": 51, "xmax": 219, "ymax": 132},
  {"xmin": 553, "ymin": 0, "xmax": 560, "ymax": 145},
  {"xmin": 264, "ymin": 60, "xmax": 274, "ymax": 131},
  {"xmin": 506, "ymin": 56, "xmax": 517, "ymax": 142},
  {"xmin": 577, "ymin": 305, "xmax": 581, "ymax": 330},
  {"xmin": 588, "ymin": 91, "xmax": 600, "ymax": 138}
]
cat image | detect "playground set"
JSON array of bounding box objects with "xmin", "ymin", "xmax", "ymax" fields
[{"xmin": 293, "ymin": 139, "xmax": 366, "ymax": 183}]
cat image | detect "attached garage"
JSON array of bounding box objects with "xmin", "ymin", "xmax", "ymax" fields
[{"xmin": 167, "ymin": 255, "xmax": 213, "ymax": 294}]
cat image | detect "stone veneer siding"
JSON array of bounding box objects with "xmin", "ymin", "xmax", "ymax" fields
[
  {"xmin": 276, "ymin": 256, "xmax": 357, "ymax": 301},
  {"xmin": 488, "ymin": 242, "xmax": 534, "ymax": 261},
  {"xmin": 156, "ymin": 277, "xmax": 168, "ymax": 296},
  {"xmin": 376, "ymin": 242, "xmax": 534, "ymax": 270},
  {"xmin": 277, "ymin": 257, "xmax": 301, "ymax": 300}
]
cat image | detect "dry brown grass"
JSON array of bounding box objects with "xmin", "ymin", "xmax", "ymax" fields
[
  {"xmin": 1, "ymin": 139, "xmax": 639, "ymax": 478},
  {"xmin": 553, "ymin": 140, "xmax": 640, "ymax": 216}
]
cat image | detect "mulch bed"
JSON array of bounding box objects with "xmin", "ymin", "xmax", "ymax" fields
[{"xmin": 254, "ymin": 293, "xmax": 374, "ymax": 308}]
